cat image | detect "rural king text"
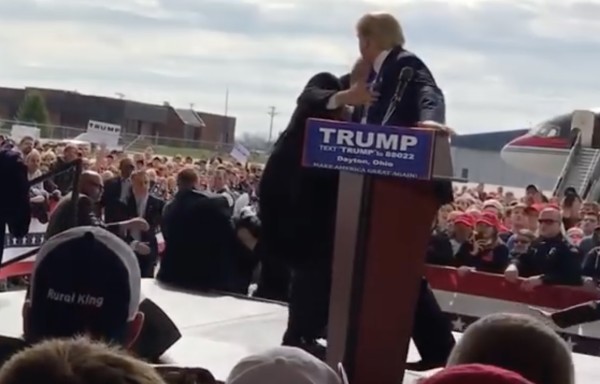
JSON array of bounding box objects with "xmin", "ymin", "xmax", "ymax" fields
[{"xmin": 317, "ymin": 127, "xmax": 418, "ymax": 158}]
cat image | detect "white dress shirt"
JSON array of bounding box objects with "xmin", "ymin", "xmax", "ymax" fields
[
  {"xmin": 120, "ymin": 178, "xmax": 131, "ymax": 203},
  {"xmin": 131, "ymin": 194, "xmax": 148, "ymax": 241}
]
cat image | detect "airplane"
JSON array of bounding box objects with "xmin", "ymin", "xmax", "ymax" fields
[{"xmin": 500, "ymin": 109, "xmax": 600, "ymax": 176}]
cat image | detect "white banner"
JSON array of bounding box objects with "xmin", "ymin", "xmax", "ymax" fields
[
  {"xmin": 10, "ymin": 124, "xmax": 40, "ymax": 143},
  {"xmin": 230, "ymin": 143, "xmax": 250, "ymax": 164}
]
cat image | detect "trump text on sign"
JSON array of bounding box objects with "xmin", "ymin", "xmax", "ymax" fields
[{"xmin": 302, "ymin": 119, "xmax": 435, "ymax": 180}]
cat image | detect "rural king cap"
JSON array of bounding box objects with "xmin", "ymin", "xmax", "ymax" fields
[
  {"xmin": 28, "ymin": 226, "xmax": 141, "ymax": 343},
  {"xmin": 419, "ymin": 364, "xmax": 534, "ymax": 384},
  {"xmin": 226, "ymin": 346, "xmax": 343, "ymax": 384}
]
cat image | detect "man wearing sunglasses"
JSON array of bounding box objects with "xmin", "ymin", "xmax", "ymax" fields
[{"xmin": 520, "ymin": 207, "xmax": 583, "ymax": 291}]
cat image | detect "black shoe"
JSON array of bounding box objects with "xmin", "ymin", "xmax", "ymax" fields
[{"xmin": 406, "ymin": 360, "xmax": 445, "ymax": 372}]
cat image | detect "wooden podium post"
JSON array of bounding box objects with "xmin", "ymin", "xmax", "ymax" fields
[{"xmin": 301, "ymin": 119, "xmax": 455, "ymax": 384}]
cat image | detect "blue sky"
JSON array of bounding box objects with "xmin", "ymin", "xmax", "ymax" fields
[{"xmin": 1, "ymin": 0, "xmax": 600, "ymax": 137}]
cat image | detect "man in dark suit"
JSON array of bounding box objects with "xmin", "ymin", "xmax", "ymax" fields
[
  {"xmin": 351, "ymin": 12, "xmax": 455, "ymax": 370},
  {"xmin": 0, "ymin": 142, "xmax": 31, "ymax": 263},
  {"xmin": 125, "ymin": 170, "xmax": 165, "ymax": 278},
  {"xmin": 354, "ymin": 12, "xmax": 452, "ymax": 136},
  {"xmin": 259, "ymin": 70, "xmax": 376, "ymax": 356},
  {"xmin": 260, "ymin": 14, "xmax": 456, "ymax": 365},
  {"xmin": 158, "ymin": 168, "xmax": 249, "ymax": 292},
  {"xmin": 100, "ymin": 157, "xmax": 135, "ymax": 225},
  {"xmin": 46, "ymin": 171, "xmax": 149, "ymax": 243},
  {"xmin": 45, "ymin": 143, "xmax": 80, "ymax": 195}
]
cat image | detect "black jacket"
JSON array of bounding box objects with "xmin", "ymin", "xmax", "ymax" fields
[
  {"xmin": 158, "ymin": 189, "xmax": 250, "ymax": 292},
  {"xmin": 0, "ymin": 148, "xmax": 31, "ymax": 263},
  {"xmin": 259, "ymin": 72, "xmax": 342, "ymax": 268}
]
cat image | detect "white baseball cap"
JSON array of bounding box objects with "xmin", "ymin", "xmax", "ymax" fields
[{"xmin": 226, "ymin": 346, "xmax": 343, "ymax": 384}]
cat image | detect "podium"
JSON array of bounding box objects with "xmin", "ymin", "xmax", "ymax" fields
[{"xmin": 302, "ymin": 119, "xmax": 455, "ymax": 384}]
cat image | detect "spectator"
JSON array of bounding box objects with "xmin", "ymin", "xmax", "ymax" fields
[
  {"xmin": 46, "ymin": 143, "xmax": 79, "ymax": 195},
  {"xmin": 482, "ymin": 199, "xmax": 504, "ymax": 219},
  {"xmin": 502, "ymin": 203, "xmax": 529, "ymax": 246},
  {"xmin": 225, "ymin": 346, "xmax": 342, "ymax": 384},
  {"xmin": 124, "ymin": 170, "xmax": 165, "ymax": 278},
  {"xmin": 420, "ymin": 364, "xmax": 534, "ymax": 384},
  {"xmin": 436, "ymin": 204, "xmax": 454, "ymax": 232},
  {"xmin": 504, "ymin": 229, "xmax": 536, "ymax": 282},
  {"xmin": 0, "ymin": 338, "xmax": 165, "ymax": 384},
  {"xmin": 24, "ymin": 226, "xmax": 144, "ymax": 346},
  {"xmin": 428, "ymin": 213, "xmax": 472, "ymax": 266},
  {"xmin": 457, "ymin": 212, "xmax": 509, "ymax": 275},
  {"xmin": 520, "ymin": 207, "xmax": 583, "ymax": 290},
  {"xmin": 566, "ymin": 227, "xmax": 584, "ymax": 246},
  {"xmin": 46, "ymin": 171, "xmax": 148, "ymax": 240},
  {"xmin": 580, "ymin": 212, "xmax": 598, "ymax": 237},
  {"xmin": 25, "ymin": 149, "xmax": 43, "ymax": 190},
  {"xmin": 101, "ymin": 157, "xmax": 136, "ymax": 224},
  {"xmin": 446, "ymin": 313, "xmax": 574, "ymax": 384}
]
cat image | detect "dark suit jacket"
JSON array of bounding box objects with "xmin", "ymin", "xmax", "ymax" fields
[
  {"xmin": 45, "ymin": 193, "xmax": 104, "ymax": 239},
  {"xmin": 259, "ymin": 72, "xmax": 342, "ymax": 268},
  {"xmin": 100, "ymin": 177, "xmax": 130, "ymax": 224},
  {"xmin": 366, "ymin": 46, "xmax": 445, "ymax": 126},
  {"xmin": 0, "ymin": 148, "xmax": 31, "ymax": 262},
  {"xmin": 45, "ymin": 157, "xmax": 76, "ymax": 195},
  {"xmin": 124, "ymin": 194, "xmax": 164, "ymax": 258},
  {"xmin": 158, "ymin": 189, "xmax": 249, "ymax": 292},
  {"xmin": 360, "ymin": 47, "xmax": 453, "ymax": 205}
]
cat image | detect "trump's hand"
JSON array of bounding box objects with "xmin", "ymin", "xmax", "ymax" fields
[{"xmin": 417, "ymin": 121, "xmax": 455, "ymax": 136}]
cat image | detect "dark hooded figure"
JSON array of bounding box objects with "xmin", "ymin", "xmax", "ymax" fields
[{"xmin": 258, "ymin": 72, "xmax": 353, "ymax": 356}]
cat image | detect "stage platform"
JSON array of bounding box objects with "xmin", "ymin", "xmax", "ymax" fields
[{"xmin": 0, "ymin": 279, "xmax": 597, "ymax": 383}]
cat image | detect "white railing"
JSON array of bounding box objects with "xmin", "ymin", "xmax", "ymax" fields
[
  {"xmin": 553, "ymin": 131, "xmax": 582, "ymax": 196},
  {"xmin": 581, "ymin": 150, "xmax": 600, "ymax": 199}
]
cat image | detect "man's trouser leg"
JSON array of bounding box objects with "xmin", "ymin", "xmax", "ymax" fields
[
  {"xmin": 283, "ymin": 261, "xmax": 331, "ymax": 345},
  {"xmin": 412, "ymin": 277, "xmax": 455, "ymax": 364}
]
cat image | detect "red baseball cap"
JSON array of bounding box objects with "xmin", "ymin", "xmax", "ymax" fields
[{"xmin": 420, "ymin": 364, "xmax": 534, "ymax": 384}]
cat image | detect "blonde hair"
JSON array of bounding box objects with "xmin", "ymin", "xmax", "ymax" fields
[
  {"xmin": 356, "ymin": 12, "xmax": 405, "ymax": 49},
  {"xmin": 0, "ymin": 337, "xmax": 165, "ymax": 384}
]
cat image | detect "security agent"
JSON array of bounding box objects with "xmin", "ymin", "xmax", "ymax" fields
[
  {"xmin": 0, "ymin": 139, "xmax": 31, "ymax": 263},
  {"xmin": 260, "ymin": 71, "xmax": 372, "ymax": 357},
  {"xmin": 520, "ymin": 207, "xmax": 583, "ymax": 291},
  {"xmin": 158, "ymin": 168, "xmax": 248, "ymax": 292}
]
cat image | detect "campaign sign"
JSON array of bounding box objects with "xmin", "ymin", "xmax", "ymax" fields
[{"xmin": 302, "ymin": 118, "xmax": 435, "ymax": 180}]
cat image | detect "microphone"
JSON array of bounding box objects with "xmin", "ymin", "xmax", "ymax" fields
[{"xmin": 381, "ymin": 66, "xmax": 414, "ymax": 126}]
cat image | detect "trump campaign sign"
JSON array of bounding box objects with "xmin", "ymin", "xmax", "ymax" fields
[{"xmin": 302, "ymin": 119, "xmax": 435, "ymax": 180}]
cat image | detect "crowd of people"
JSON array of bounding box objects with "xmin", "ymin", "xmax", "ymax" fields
[
  {"xmin": 429, "ymin": 183, "xmax": 600, "ymax": 290},
  {"xmin": 1, "ymin": 9, "xmax": 595, "ymax": 384},
  {"xmin": 17, "ymin": 135, "xmax": 261, "ymax": 205},
  {"xmin": 2, "ymin": 132, "xmax": 590, "ymax": 384}
]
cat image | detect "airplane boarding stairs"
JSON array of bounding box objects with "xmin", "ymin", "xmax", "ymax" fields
[{"xmin": 553, "ymin": 139, "xmax": 600, "ymax": 201}]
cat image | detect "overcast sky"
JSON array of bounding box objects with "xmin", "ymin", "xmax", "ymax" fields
[{"xmin": 2, "ymin": 0, "xmax": 600, "ymax": 137}]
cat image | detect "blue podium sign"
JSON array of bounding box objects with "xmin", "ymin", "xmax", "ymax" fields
[{"xmin": 302, "ymin": 118, "xmax": 435, "ymax": 180}]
